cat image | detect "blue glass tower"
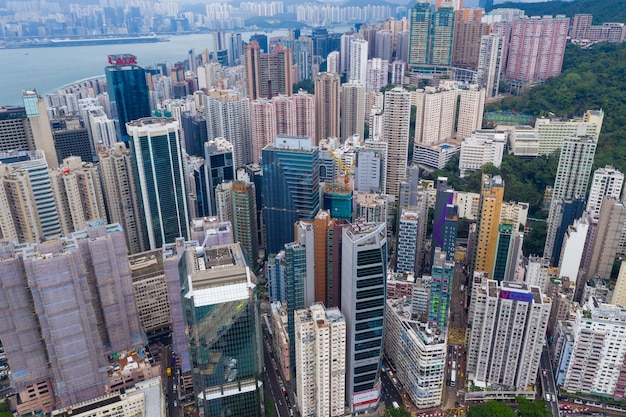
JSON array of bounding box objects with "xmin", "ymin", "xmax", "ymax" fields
[
  {"xmin": 126, "ymin": 117, "xmax": 189, "ymax": 249},
  {"xmin": 105, "ymin": 54, "xmax": 151, "ymax": 144},
  {"xmin": 429, "ymin": 247, "xmax": 454, "ymax": 328},
  {"xmin": 262, "ymin": 136, "xmax": 320, "ymax": 255}
]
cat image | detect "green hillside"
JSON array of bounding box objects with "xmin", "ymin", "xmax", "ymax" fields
[{"xmin": 492, "ymin": 0, "xmax": 626, "ymax": 23}]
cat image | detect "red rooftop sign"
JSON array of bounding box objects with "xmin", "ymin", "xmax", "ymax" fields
[{"xmin": 108, "ymin": 54, "xmax": 137, "ymax": 66}]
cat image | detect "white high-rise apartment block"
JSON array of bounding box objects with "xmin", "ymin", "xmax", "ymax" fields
[
  {"xmin": 524, "ymin": 256, "xmax": 550, "ymax": 291},
  {"xmin": 454, "ymin": 191, "xmax": 481, "ymax": 220},
  {"xmin": 382, "ymin": 86, "xmax": 411, "ymax": 196},
  {"xmin": 354, "ymin": 139, "xmax": 387, "ymax": 193},
  {"xmin": 340, "ymin": 32, "xmax": 358, "ymax": 75},
  {"xmin": 544, "ymin": 136, "xmax": 597, "ymax": 264},
  {"xmin": 562, "ymin": 302, "xmax": 626, "ymax": 397},
  {"xmin": 535, "ymin": 109, "xmax": 604, "ymax": 156},
  {"xmin": 458, "ymin": 130, "xmax": 507, "ymax": 177},
  {"xmin": 50, "ymin": 156, "xmax": 107, "ymax": 237},
  {"xmin": 349, "ymin": 38, "xmax": 369, "ymax": 86},
  {"xmin": 294, "ymin": 303, "xmax": 346, "ymax": 417},
  {"xmin": 467, "ymin": 280, "xmax": 551, "ymax": 394},
  {"xmin": 384, "ymin": 299, "xmax": 446, "ymax": 408},
  {"xmin": 413, "ymin": 82, "xmax": 457, "ymax": 146},
  {"xmin": 456, "ymin": 86, "xmax": 485, "ymax": 140},
  {"xmin": 391, "ymin": 60, "xmax": 405, "ymax": 85},
  {"xmin": 396, "ymin": 209, "xmax": 419, "ymax": 274},
  {"xmin": 327, "ymin": 51, "xmax": 340, "ymax": 74},
  {"xmin": 558, "ymin": 217, "xmax": 589, "ymax": 291},
  {"xmin": 366, "ymin": 58, "xmax": 388, "ymax": 93},
  {"xmin": 586, "ymin": 165, "xmax": 624, "ymax": 219},
  {"xmin": 476, "ymin": 34, "xmax": 504, "ymax": 99},
  {"xmin": 87, "ymin": 107, "xmax": 116, "ymax": 148}
]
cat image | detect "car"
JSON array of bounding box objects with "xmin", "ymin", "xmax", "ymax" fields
[
  {"xmin": 542, "ymin": 369, "xmax": 547, "ymax": 377},
  {"xmin": 173, "ymin": 400, "xmax": 178, "ymax": 407},
  {"xmin": 448, "ymin": 360, "xmax": 452, "ymax": 366},
  {"xmin": 458, "ymin": 363, "xmax": 461, "ymax": 369}
]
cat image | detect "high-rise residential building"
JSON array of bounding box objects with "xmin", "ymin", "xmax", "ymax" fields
[
  {"xmin": 569, "ymin": 14, "xmax": 626, "ymax": 44},
  {"xmin": 452, "ymin": 8, "xmax": 489, "ymax": 70},
  {"xmin": 429, "ymin": 247, "xmax": 455, "ymax": 328},
  {"xmin": 0, "ymin": 92, "xmax": 57, "ymax": 169},
  {"xmin": 475, "ymin": 175, "xmax": 505, "ymax": 279},
  {"xmin": 244, "ymin": 40, "xmax": 293, "ymax": 100},
  {"xmin": 561, "ymin": 302, "xmax": 626, "ymax": 398},
  {"xmin": 544, "ymin": 136, "xmax": 597, "ymax": 264},
  {"xmin": 413, "ymin": 82, "xmax": 457, "ymax": 146},
  {"xmin": 504, "ymin": 16, "xmax": 570, "ymax": 88},
  {"xmin": 51, "ymin": 117, "xmax": 94, "ymax": 165},
  {"xmin": 354, "ymin": 139, "xmax": 387, "ymax": 193},
  {"xmin": 408, "ymin": 2, "xmax": 455, "ymax": 67},
  {"xmin": 365, "ymin": 58, "xmax": 388, "ymax": 93},
  {"xmin": 292, "ymin": 91, "xmax": 316, "ymax": 139},
  {"xmin": 348, "ymin": 38, "xmax": 368, "ymax": 86},
  {"xmin": 374, "ymin": 31, "xmax": 393, "ymax": 62},
  {"xmin": 315, "ymin": 72, "xmax": 341, "ymax": 145},
  {"xmin": 179, "ymin": 243, "xmax": 263, "ymax": 417},
  {"xmin": 396, "ymin": 31, "xmax": 410, "ymax": 63},
  {"xmin": 458, "ymin": 130, "xmax": 506, "ymax": 177},
  {"xmin": 456, "ymin": 86, "xmax": 485, "ymax": 140},
  {"xmin": 294, "ymin": 304, "xmax": 346, "ymax": 417},
  {"xmin": 204, "ymin": 137, "xmax": 235, "ymax": 216},
  {"xmin": 467, "ymin": 280, "xmax": 551, "ymax": 394},
  {"xmin": 126, "ymin": 117, "xmax": 190, "ymax": 249},
  {"xmin": 262, "ymin": 136, "xmax": 320, "ymax": 255},
  {"xmin": 585, "ymin": 197, "xmax": 626, "ymax": 282},
  {"xmin": 0, "ymin": 150, "xmax": 61, "ymax": 239},
  {"xmin": 250, "ymin": 99, "xmax": 277, "ymax": 163},
  {"xmin": 613, "ymin": 262, "xmax": 626, "ymax": 307},
  {"xmin": 586, "ymin": 165, "xmax": 624, "ymax": 219},
  {"xmin": 551, "ymin": 196, "xmax": 585, "ymax": 268},
  {"xmin": 104, "ymin": 54, "xmax": 151, "ymax": 144},
  {"xmin": 50, "ymin": 156, "xmax": 107, "ymax": 237},
  {"xmin": 381, "ymin": 86, "xmax": 411, "ymax": 196},
  {"xmin": 204, "ymin": 89, "xmax": 252, "ymax": 168},
  {"xmin": 98, "ymin": 142, "xmax": 147, "ymax": 254},
  {"xmin": 0, "ymin": 164, "xmax": 42, "ymax": 243},
  {"xmin": 390, "ymin": 60, "xmax": 405, "ymax": 85},
  {"xmin": 327, "ymin": 50, "xmax": 340, "ymax": 74},
  {"xmin": 341, "ymin": 220, "xmax": 387, "ymax": 413},
  {"xmin": 88, "ymin": 107, "xmax": 117, "ymax": 148},
  {"xmin": 214, "ymin": 180, "xmax": 259, "ymax": 270},
  {"xmin": 558, "ymin": 217, "xmax": 589, "ymax": 293},
  {"xmin": 341, "ymin": 80, "xmax": 366, "ymax": 142},
  {"xmin": 354, "ymin": 193, "xmax": 388, "ymax": 224},
  {"xmin": 477, "ymin": 34, "xmax": 504, "ymax": 99},
  {"xmin": 535, "ymin": 109, "xmax": 604, "ymax": 156},
  {"xmin": 0, "ymin": 223, "xmax": 145, "ymax": 413},
  {"xmin": 384, "ymin": 299, "xmax": 446, "ymax": 408}
]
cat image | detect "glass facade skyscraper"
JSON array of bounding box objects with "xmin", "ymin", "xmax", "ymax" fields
[
  {"xmin": 105, "ymin": 57, "xmax": 151, "ymax": 144},
  {"xmin": 126, "ymin": 117, "xmax": 189, "ymax": 249},
  {"xmin": 180, "ymin": 243, "xmax": 264, "ymax": 417},
  {"xmin": 262, "ymin": 136, "xmax": 320, "ymax": 255}
]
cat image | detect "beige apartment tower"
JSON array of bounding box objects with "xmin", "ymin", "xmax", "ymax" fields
[
  {"xmin": 295, "ymin": 303, "xmax": 346, "ymax": 417},
  {"xmin": 341, "ymin": 80, "xmax": 366, "ymax": 142},
  {"xmin": 0, "ymin": 164, "xmax": 43, "ymax": 243},
  {"xmin": 315, "ymin": 72, "xmax": 341, "ymax": 145},
  {"xmin": 382, "ymin": 86, "xmax": 412, "ymax": 196},
  {"xmin": 474, "ymin": 175, "xmax": 505, "ymax": 278}
]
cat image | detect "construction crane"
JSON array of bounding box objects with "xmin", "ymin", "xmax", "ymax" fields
[{"xmin": 327, "ymin": 149, "xmax": 355, "ymax": 187}]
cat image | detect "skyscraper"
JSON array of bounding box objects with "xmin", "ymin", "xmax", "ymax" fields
[
  {"xmin": 126, "ymin": 117, "xmax": 190, "ymax": 249},
  {"xmin": 349, "ymin": 38, "xmax": 368, "ymax": 85},
  {"xmin": 250, "ymin": 99, "xmax": 277, "ymax": 163},
  {"xmin": 0, "ymin": 223, "xmax": 145, "ymax": 413},
  {"xmin": 505, "ymin": 16, "xmax": 570, "ymax": 88},
  {"xmin": 408, "ymin": 1, "xmax": 455, "ymax": 66},
  {"xmin": 456, "ymin": 86, "xmax": 486, "ymax": 140},
  {"xmin": 315, "ymin": 72, "xmax": 341, "ymax": 145},
  {"xmin": 585, "ymin": 197, "xmax": 626, "ymax": 282},
  {"xmin": 408, "ymin": 1, "xmax": 431, "ymax": 66},
  {"xmin": 365, "ymin": 58, "xmax": 389, "ymax": 93},
  {"xmin": 50, "ymin": 156, "xmax": 107, "ymax": 237},
  {"xmin": 341, "ymin": 80, "xmax": 366, "ymax": 141},
  {"xmin": 0, "ymin": 164, "xmax": 42, "ymax": 243},
  {"xmin": 179, "ymin": 243, "xmax": 263, "ymax": 417},
  {"xmin": 204, "ymin": 89, "xmax": 252, "ymax": 168},
  {"xmin": 244, "ymin": 41, "xmax": 293, "ymax": 100},
  {"xmin": 413, "ymin": 82, "xmax": 457, "ymax": 146},
  {"xmin": 341, "ymin": 220, "xmax": 387, "ymax": 413},
  {"xmin": 476, "ymin": 34, "xmax": 504, "ymax": 99},
  {"xmin": 204, "ymin": 137, "xmax": 235, "ymax": 216},
  {"xmin": 381, "ymin": 86, "xmax": 411, "ymax": 196},
  {"xmin": 104, "ymin": 54, "xmax": 151, "ymax": 144},
  {"xmin": 586, "ymin": 165, "xmax": 624, "ymax": 219},
  {"xmin": 396, "ymin": 209, "xmax": 419, "ymax": 274},
  {"xmin": 294, "ymin": 304, "xmax": 346, "ymax": 417},
  {"xmin": 262, "ymin": 136, "xmax": 320, "ymax": 255},
  {"xmin": 474, "ymin": 175, "xmax": 505, "ymax": 279},
  {"xmin": 98, "ymin": 142, "xmax": 148, "ymax": 254},
  {"xmin": 0, "ymin": 150, "xmax": 61, "ymax": 239},
  {"xmin": 492, "ymin": 224, "xmax": 524, "ymax": 282},
  {"xmin": 544, "ymin": 136, "xmax": 597, "ymax": 263},
  {"xmin": 467, "ymin": 280, "xmax": 550, "ymax": 393},
  {"xmin": 429, "ymin": 247, "xmax": 454, "ymax": 328},
  {"xmin": 452, "ymin": 8, "xmax": 489, "ymax": 70}
]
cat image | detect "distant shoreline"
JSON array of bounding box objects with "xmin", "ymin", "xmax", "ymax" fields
[{"xmin": 0, "ymin": 35, "xmax": 170, "ymax": 49}]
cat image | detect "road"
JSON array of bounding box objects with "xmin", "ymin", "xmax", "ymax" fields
[
  {"xmin": 379, "ymin": 361, "xmax": 404, "ymax": 409},
  {"xmin": 262, "ymin": 324, "xmax": 293, "ymax": 417},
  {"xmin": 539, "ymin": 345, "xmax": 559, "ymax": 417}
]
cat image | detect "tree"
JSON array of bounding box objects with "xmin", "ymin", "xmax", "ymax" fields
[
  {"xmin": 467, "ymin": 400, "xmax": 516, "ymax": 417},
  {"xmin": 517, "ymin": 396, "xmax": 551, "ymax": 417}
]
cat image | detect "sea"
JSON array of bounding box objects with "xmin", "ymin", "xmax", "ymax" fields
[{"xmin": 0, "ymin": 29, "xmax": 323, "ymax": 106}]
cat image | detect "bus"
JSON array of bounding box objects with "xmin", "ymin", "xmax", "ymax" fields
[{"xmin": 450, "ymin": 370, "xmax": 457, "ymax": 387}]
